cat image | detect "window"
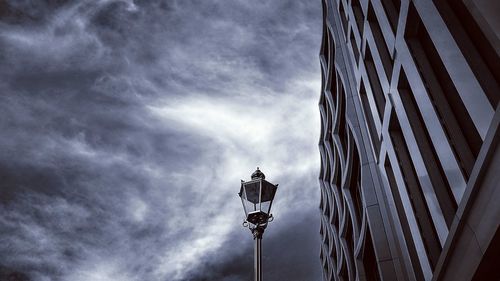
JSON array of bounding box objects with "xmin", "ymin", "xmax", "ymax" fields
[
  {"xmin": 337, "ymin": 78, "xmax": 348, "ymax": 159},
  {"xmin": 388, "ymin": 112, "xmax": 441, "ymax": 269},
  {"xmin": 351, "ymin": 0, "xmax": 364, "ymax": 34},
  {"xmin": 380, "ymin": 0, "xmax": 401, "ymax": 33},
  {"xmin": 348, "ymin": 129, "xmax": 363, "ymax": 226},
  {"xmin": 339, "ymin": 1, "xmax": 349, "ymax": 40},
  {"xmin": 321, "ymin": 13, "xmax": 330, "ymax": 64},
  {"xmin": 364, "ymin": 47, "xmax": 386, "ymax": 121},
  {"xmin": 367, "ymin": 3, "xmax": 393, "ymax": 80},
  {"xmin": 433, "ymin": 0, "xmax": 499, "ymax": 107},
  {"xmin": 405, "ymin": 2, "xmax": 482, "ymax": 180},
  {"xmin": 359, "ymin": 79, "xmax": 381, "ymax": 155},
  {"xmin": 343, "ymin": 201, "xmax": 355, "ymax": 251},
  {"xmin": 350, "ymin": 31, "xmax": 360, "ymax": 64},
  {"xmin": 397, "ymin": 69, "xmax": 456, "ymax": 227},
  {"xmin": 384, "ymin": 158, "xmax": 425, "ymax": 281}
]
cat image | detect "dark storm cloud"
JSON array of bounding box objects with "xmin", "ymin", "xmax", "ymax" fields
[{"xmin": 0, "ymin": 1, "xmax": 322, "ymax": 280}]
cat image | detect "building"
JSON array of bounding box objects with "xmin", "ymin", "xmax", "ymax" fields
[{"xmin": 318, "ymin": 0, "xmax": 500, "ymax": 280}]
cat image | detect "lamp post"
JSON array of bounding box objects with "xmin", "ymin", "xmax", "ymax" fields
[{"xmin": 239, "ymin": 168, "xmax": 278, "ymax": 281}]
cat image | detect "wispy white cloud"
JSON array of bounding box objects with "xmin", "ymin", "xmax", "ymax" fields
[
  {"xmin": 147, "ymin": 75, "xmax": 321, "ymax": 279},
  {"xmin": 0, "ymin": 0, "xmax": 322, "ymax": 280}
]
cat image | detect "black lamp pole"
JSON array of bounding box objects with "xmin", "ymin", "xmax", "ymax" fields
[
  {"xmin": 253, "ymin": 226, "xmax": 264, "ymax": 281},
  {"xmin": 239, "ymin": 168, "xmax": 278, "ymax": 281}
]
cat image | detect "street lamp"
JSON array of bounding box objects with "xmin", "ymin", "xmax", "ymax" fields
[{"xmin": 239, "ymin": 167, "xmax": 278, "ymax": 281}]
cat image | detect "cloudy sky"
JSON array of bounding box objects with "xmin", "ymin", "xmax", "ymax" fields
[{"xmin": 0, "ymin": 1, "xmax": 322, "ymax": 280}]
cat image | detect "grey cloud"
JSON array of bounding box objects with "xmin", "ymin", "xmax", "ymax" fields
[{"xmin": 0, "ymin": 0, "xmax": 322, "ymax": 280}]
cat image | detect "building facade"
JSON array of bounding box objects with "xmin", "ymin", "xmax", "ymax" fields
[{"xmin": 318, "ymin": 0, "xmax": 500, "ymax": 280}]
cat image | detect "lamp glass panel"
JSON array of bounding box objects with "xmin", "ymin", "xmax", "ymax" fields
[
  {"xmin": 242, "ymin": 181, "xmax": 260, "ymax": 215},
  {"xmin": 260, "ymin": 181, "xmax": 277, "ymax": 202},
  {"xmin": 240, "ymin": 196, "xmax": 249, "ymax": 216},
  {"xmin": 260, "ymin": 201, "xmax": 271, "ymax": 214},
  {"xmin": 244, "ymin": 200, "xmax": 257, "ymax": 213},
  {"xmin": 243, "ymin": 181, "xmax": 260, "ymax": 203}
]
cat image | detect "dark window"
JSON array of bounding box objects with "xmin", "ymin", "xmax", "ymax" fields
[
  {"xmin": 367, "ymin": 3, "xmax": 393, "ymax": 80},
  {"xmin": 351, "ymin": 0, "xmax": 364, "ymax": 34},
  {"xmin": 333, "ymin": 193, "xmax": 340, "ymax": 226},
  {"xmin": 321, "ymin": 71, "xmax": 326, "ymax": 99},
  {"xmin": 350, "ymin": 31, "xmax": 360, "ymax": 64},
  {"xmin": 343, "ymin": 203, "xmax": 355, "ymax": 253},
  {"xmin": 380, "ymin": 0, "xmax": 401, "ymax": 33},
  {"xmin": 397, "ymin": 69, "xmax": 456, "ymax": 227},
  {"xmin": 339, "ymin": 1, "xmax": 349, "ymax": 40},
  {"xmin": 326, "ymin": 31, "xmax": 336, "ymax": 93},
  {"xmin": 337, "ymin": 79, "xmax": 348, "ymax": 159},
  {"xmin": 334, "ymin": 147, "xmax": 342, "ymax": 190},
  {"xmin": 324, "ymin": 185, "xmax": 331, "ymax": 217},
  {"xmin": 320, "ymin": 185, "xmax": 325, "ymax": 211},
  {"xmin": 321, "ymin": 21, "xmax": 330, "ymax": 64},
  {"xmin": 384, "ymin": 158, "xmax": 425, "ymax": 281},
  {"xmin": 339, "ymin": 257, "xmax": 348, "ymax": 281},
  {"xmin": 364, "ymin": 47, "xmax": 386, "ymax": 121},
  {"xmin": 433, "ymin": 0, "xmax": 500, "ymax": 107},
  {"xmin": 332, "ymin": 70, "xmax": 339, "ymax": 109},
  {"xmin": 330, "ymin": 197, "xmax": 338, "ymax": 225},
  {"xmin": 405, "ymin": 2, "xmax": 482, "ymax": 180},
  {"xmin": 340, "ymin": 123, "xmax": 348, "ymax": 160},
  {"xmin": 323, "ymin": 260, "xmax": 329, "ymax": 278},
  {"xmin": 348, "ymin": 129, "xmax": 363, "ymax": 226},
  {"xmin": 388, "ymin": 112, "xmax": 441, "ymax": 269},
  {"xmin": 323, "ymin": 145, "xmax": 331, "ymax": 182},
  {"xmin": 330, "ymin": 240, "xmax": 337, "ymax": 267},
  {"xmin": 326, "ymin": 97, "xmax": 335, "ymax": 143}
]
